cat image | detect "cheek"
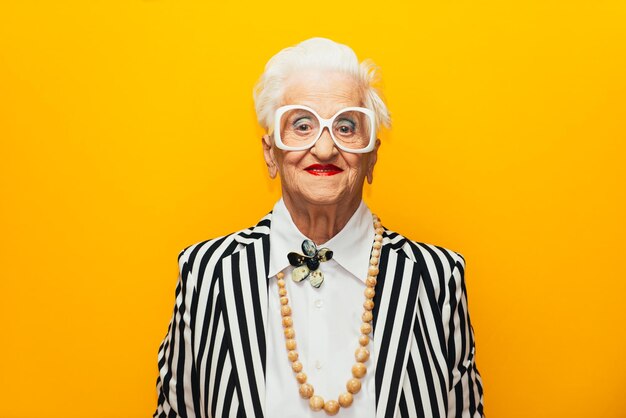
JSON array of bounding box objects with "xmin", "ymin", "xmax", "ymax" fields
[
  {"xmin": 273, "ymin": 148, "xmax": 291, "ymax": 170},
  {"xmin": 275, "ymin": 150, "xmax": 305, "ymax": 177},
  {"xmin": 345, "ymin": 154, "xmax": 370, "ymax": 175}
]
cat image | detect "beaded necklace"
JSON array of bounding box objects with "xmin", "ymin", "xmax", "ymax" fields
[{"xmin": 275, "ymin": 214, "xmax": 383, "ymax": 415}]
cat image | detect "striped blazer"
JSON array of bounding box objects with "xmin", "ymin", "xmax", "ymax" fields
[{"xmin": 154, "ymin": 213, "xmax": 484, "ymax": 418}]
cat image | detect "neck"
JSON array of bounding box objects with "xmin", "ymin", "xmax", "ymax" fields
[{"xmin": 282, "ymin": 194, "xmax": 362, "ymax": 245}]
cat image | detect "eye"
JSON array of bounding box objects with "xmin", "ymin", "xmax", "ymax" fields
[
  {"xmin": 335, "ymin": 119, "xmax": 356, "ymax": 135},
  {"xmin": 293, "ymin": 118, "xmax": 314, "ymax": 133}
]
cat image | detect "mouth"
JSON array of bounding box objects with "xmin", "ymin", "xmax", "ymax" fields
[{"xmin": 304, "ymin": 164, "xmax": 343, "ymax": 176}]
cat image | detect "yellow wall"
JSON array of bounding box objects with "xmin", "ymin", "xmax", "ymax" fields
[{"xmin": 1, "ymin": 1, "xmax": 625, "ymax": 417}]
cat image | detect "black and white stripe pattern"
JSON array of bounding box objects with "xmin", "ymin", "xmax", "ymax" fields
[{"xmin": 154, "ymin": 215, "xmax": 483, "ymax": 417}]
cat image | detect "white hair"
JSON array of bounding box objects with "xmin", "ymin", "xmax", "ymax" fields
[{"xmin": 253, "ymin": 37, "xmax": 391, "ymax": 134}]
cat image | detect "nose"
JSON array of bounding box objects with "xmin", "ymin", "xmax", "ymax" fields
[{"xmin": 310, "ymin": 127, "xmax": 338, "ymax": 160}]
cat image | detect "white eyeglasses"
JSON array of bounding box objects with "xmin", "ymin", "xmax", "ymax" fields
[{"xmin": 272, "ymin": 105, "xmax": 376, "ymax": 153}]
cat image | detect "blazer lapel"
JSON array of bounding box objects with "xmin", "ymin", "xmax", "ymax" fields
[
  {"xmin": 373, "ymin": 234, "xmax": 422, "ymax": 418},
  {"xmin": 219, "ymin": 230, "xmax": 270, "ymax": 418}
]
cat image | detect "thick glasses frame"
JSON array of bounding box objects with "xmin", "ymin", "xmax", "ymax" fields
[{"xmin": 272, "ymin": 105, "xmax": 376, "ymax": 153}]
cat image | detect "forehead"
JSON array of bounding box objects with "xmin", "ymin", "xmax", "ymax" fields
[{"xmin": 281, "ymin": 70, "xmax": 365, "ymax": 117}]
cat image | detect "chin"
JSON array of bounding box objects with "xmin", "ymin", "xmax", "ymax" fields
[
  {"xmin": 301, "ymin": 190, "xmax": 360, "ymax": 207},
  {"xmin": 304, "ymin": 196, "xmax": 342, "ymax": 206}
]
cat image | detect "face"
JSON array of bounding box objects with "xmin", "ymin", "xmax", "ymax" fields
[{"xmin": 262, "ymin": 70, "xmax": 380, "ymax": 209}]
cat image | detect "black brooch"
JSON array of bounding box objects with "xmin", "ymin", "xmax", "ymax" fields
[{"xmin": 287, "ymin": 239, "xmax": 333, "ymax": 288}]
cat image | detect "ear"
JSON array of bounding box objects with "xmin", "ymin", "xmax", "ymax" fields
[
  {"xmin": 262, "ymin": 134, "xmax": 278, "ymax": 179},
  {"xmin": 366, "ymin": 138, "xmax": 381, "ymax": 184}
]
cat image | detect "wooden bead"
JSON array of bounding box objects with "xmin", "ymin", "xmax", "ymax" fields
[
  {"xmin": 280, "ymin": 296, "xmax": 289, "ymax": 305},
  {"xmin": 324, "ymin": 400, "xmax": 340, "ymax": 415},
  {"xmin": 366, "ymin": 277, "xmax": 377, "ymax": 287},
  {"xmin": 299, "ymin": 383, "xmax": 314, "ymax": 399},
  {"xmin": 281, "ymin": 305, "xmax": 292, "ymax": 316},
  {"xmin": 338, "ymin": 392, "xmax": 353, "ymax": 408},
  {"xmin": 371, "ymin": 249, "xmax": 380, "ymax": 257},
  {"xmin": 309, "ymin": 395, "xmax": 325, "ymax": 411},
  {"xmin": 282, "ymin": 316, "xmax": 293, "ymax": 327},
  {"xmin": 352, "ymin": 362, "xmax": 367, "ymax": 378},
  {"xmin": 373, "ymin": 221, "xmax": 382, "ymax": 229},
  {"xmin": 292, "ymin": 361, "xmax": 303, "ymax": 373},
  {"xmin": 363, "ymin": 299, "xmax": 374, "ymax": 311},
  {"xmin": 362, "ymin": 311, "xmax": 373, "ymax": 322},
  {"xmin": 346, "ymin": 378, "xmax": 361, "ymax": 394},
  {"xmin": 284, "ymin": 327, "xmax": 295, "ymax": 339},
  {"xmin": 375, "ymin": 227, "xmax": 384, "ymax": 235},
  {"xmin": 355, "ymin": 347, "xmax": 370, "ymax": 362},
  {"xmin": 277, "ymin": 279, "xmax": 286, "ymax": 288},
  {"xmin": 296, "ymin": 372, "xmax": 307, "ymax": 384},
  {"xmin": 364, "ymin": 287, "xmax": 375, "ymax": 299},
  {"xmin": 361, "ymin": 323, "xmax": 372, "ymax": 335},
  {"xmin": 359, "ymin": 334, "xmax": 370, "ymax": 346},
  {"xmin": 368, "ymin": 267, "xmax": 379, "ymax": 276},
  {"xmin": 279, "ymin": 288, "xmax": 287, "ymax": 296},
  {"xmin": 374, "ymin": 234, "xmax": 383, "ymax": 242},
  {"xmin": 277, "ymin": 272, "xmax": 285, "ymax": 279},
  {"xmin": 373, "ymin": 241, "xmax": 382, "ymax": 249},
  {"xmin": 287, "ymin": 350, "xmax": 299, "ymax": 362},
  {"xmin": 286, "ymin": 339, "xmax": 297, "ymax": 350},
  {"xmin": 369, "ymin": 256, "xmax": 379, "ymax": 265}
]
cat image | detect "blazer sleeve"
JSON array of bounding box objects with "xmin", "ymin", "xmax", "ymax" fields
[
  {"xmin": 154, "ymin": 250, "xmax": 200, "ymax": 418},
  {"xmin": 445, "ymin": 255, "xmax": 484, "ymax": 418}
]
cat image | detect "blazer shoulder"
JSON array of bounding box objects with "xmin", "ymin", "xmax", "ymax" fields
[
  {"xmin": 384, "ymin": 229, "xmax": 467, "ymax": 315},
  {"xmin": 177, "ymin": 212, "xmax": 272, "ymax": 278}
]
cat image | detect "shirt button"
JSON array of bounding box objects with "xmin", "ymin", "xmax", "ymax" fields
[
  {"xmin": 314, "ymin": 299, "xmax": 324, "ymax": 309},
  {"xmin": 315, "ymin": 360, "xmax": 323, "ymax": 370}
]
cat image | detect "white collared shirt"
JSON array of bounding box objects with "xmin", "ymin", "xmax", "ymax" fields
[{"xmin": 266, "ymin": 198, "xmax": 377, "ymax": 418}]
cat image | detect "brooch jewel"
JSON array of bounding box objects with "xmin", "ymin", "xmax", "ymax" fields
[{"xmin": 287, "ymin": 239, "xmax": 333, "ymax": 288}]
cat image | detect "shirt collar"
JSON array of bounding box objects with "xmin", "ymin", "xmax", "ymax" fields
[{"xmin": 268, "ymin": 198, "xmax": 375, "ymax": 283}]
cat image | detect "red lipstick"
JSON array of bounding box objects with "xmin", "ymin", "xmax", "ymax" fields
[{"xmin": 304, "ymin": 164, "xmax": 343, "ymax": 176}]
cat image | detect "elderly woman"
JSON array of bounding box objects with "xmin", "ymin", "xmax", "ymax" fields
[{"xmin": 154, "ymin": 38, "xmax": 483, "ymax": 418}]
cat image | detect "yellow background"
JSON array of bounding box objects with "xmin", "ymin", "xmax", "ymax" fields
[{"xmin": 1, "ymin": 1, "xmax": 625, "ymax": 417}]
